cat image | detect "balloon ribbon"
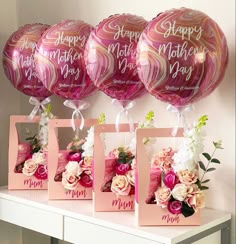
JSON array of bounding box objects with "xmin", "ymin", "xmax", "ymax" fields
[
  {"xmin": 167, "ymin": 104, "xmax": 193, "ymax": 136},
  {"xmin": 28, "ymin": 97, "xmax": 51, "ymax": 120},
  {"xmin": 63, "ymin": 100, "xmax": 90, "ymax": 134},
  {"xmin": 112, "ymin": 99, "xmax": 136, "ymax": 132}
]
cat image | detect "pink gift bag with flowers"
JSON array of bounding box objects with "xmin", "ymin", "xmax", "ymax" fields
[
  {"xmin": 8, "ymin": 116, "xmax": 49, "ymax": 190},
  {"xmin": 48, "ymin": 118, "xmax": 97, "ymax": 200},
  {"xmin": 93, "ymin": 123, "xmax": 137, "ymax": 212},
  {"xmin": 135, "ymin": 127, "xmax": 201, "ymax": 226}
]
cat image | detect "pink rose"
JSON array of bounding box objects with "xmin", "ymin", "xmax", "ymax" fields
[
  {"xmin": 34, "ymin": 164, "xmax": 48, "ymax": 180},
  {"xmin": 185, "ymin": 189, "xmax": 205, "ymax": 210},
  {"xmin": 115, "ymin": 163, "xmax": 130, "ymax": 175},
  {"xmin": 126, "ymin": 169, "xmax": 135, "ymax": 186},
  {"xmin": 79, "ymin": 172, "xmax": 93, "ymax": 188},
  {"xmin": 167, "ymin": 200, "xmax": 182, "ymax": 214},
  {"xmin": 163, "ymin": 171, "xmax": 179, "ymax": 189},
  {"xmin": 155, "ymin": 186, "xmax": 171, "ymax": 207},
  {"xmin": 67, "ymin": 152, "xmax": 82, "ymax": 162},
  {"xmin": 62, "ymin": 171, "xmax": 79, "ymax": 190},
  {"xmin": 151, "ymin": 147, "xmax": 175, "ymax": 173},
  {"xmin": 22, "ymin": 159, "xmax": 38, "ymax": 176},
  {"xmin": 177, "ymin": 169, "xmax": 198, "ymax": 185},
  {"xmin": 111, "ymin": 175, "xmax": 131, "ymax": 196}
]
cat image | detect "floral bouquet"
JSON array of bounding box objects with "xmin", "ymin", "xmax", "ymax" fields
[
  {"xmin": 101, "ymin": 146, "xmax": 135, "ymax": 196},
  {"xmin": 146, "ymin": 115, "xmax": 222, "ymax": 218},
  {"xmin": 13, "ymin": 104, "xmax": 53, "ymax": 181},
  {"xmin": 54, "ymin": 136, "xmax": 93, "ymax": 191},
  {"xmin": 135, "ymin": 115, "xmax": 222, "ymax": 225},
  {"xmin": 53, "ymin": 114, "xmax": 105, "ymax": 193}
]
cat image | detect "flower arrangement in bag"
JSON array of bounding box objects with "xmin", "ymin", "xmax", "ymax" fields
[
  {"xmin": 102, "ymin": 146, "xmax": 136, "ymax": 196},
  {"xmin": 55, "ymin": 113, "xmax": 105, "ymax": 191},
  {"xmin": 148, "ymin": 115, "xmax": 222, "ymax": 217},
  {"xmin": 102, "ymin": 111, "xmax": 155, "ymax": 196},
  {"xmin": 61, "ymin": 136, "xmax": 93, "ymax": 190},
  {"xmin": 14, "ymin": 104, "xmax": 53, "ymax": 180}
]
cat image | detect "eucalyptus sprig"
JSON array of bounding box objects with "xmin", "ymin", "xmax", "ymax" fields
[
  {"xmin": 117, "ymin": 147, "xmax": 135, "ymax": 165},
  {"xmin": 197, "ymin": 140, "xmax": 223, "ymax": 190},
  {"xmin": 25, "ymin": 134, "xmax": 41, "ymax": 154}
]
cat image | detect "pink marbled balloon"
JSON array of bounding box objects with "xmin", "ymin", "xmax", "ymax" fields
[
  {"xmin": 2, "ymin": 23, "xmax": 51, "ymax": 98},
  {"xmin": 136, "ymin": 8, "xmax": 228, "ymax": 107},
  {"xmin": 35, "ymin": 20, "xmax": 96, "ymax": 100},
  {"xmin": 85, "ymin": 14, "xmax": 148, "ymax": 101}
]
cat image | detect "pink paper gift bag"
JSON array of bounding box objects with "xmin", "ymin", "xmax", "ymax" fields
[
  {"xmin": 8, "ymin": 115, "xmax": 48, "ymax": 190},
  {"xmin": 135, "ymin": 128, "xmax": 200, "ymax": 226},
  {"xmin": 93, "ymin": 123, "xmax": 137, "ymax": 212},
  {"xmin": 48, "ymin": 118, "xmax": 97, "ymax": 200}
]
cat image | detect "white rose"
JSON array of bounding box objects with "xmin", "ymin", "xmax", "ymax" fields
[
  {"xmin": 65, "ymin": 161, "xmax": 83, "ymax": 176},
  {"xmin": 32, "ymin": 151, "xmax": 47, "ymax": 165},
  {"xmin": 172, "ymin": 183, "xmax": 189, "ymax": 201},
  {"xmin": 22, "ymin": 159, "xmax": 38, "ymax": 176}
]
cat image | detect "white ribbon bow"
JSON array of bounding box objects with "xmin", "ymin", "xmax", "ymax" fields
[
  {"xmin": 63, "ymin": 100, "xmax": 90, "ymax": 131},
  {"xmin": 112, "ymin": 99, "xmax": 136, "ymax": 132},
  {"xmin": 28, "ymin": 97, "xmax": 51, "ymax": 120},
  {"xmin": 167, "ymin": 104, "xmax": 193, "ymax": 136}
]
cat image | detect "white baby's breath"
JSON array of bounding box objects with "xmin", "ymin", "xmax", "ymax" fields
[
  {"xmin": 38, "ymin": 110, "xmax": 54, "ymax": 149},
  {"xmin": 172, "ymin": 122, "xmax": 206, "ymax": 172},
  {"xmin": 82, "ymin": 126, "xmax": 94, "ymax": 157}
]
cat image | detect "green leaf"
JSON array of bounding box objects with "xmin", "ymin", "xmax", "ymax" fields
[
  {"xmin": 25, "ymin": 136, "xmax": 35, "ymax": 141},
  {"xmin": 201, "ymin": 179, "xmax": 210, "ymax": 184},
  {"xmin": 181, "ymin": 202, "xmax": 195, "ymax": 217},
  {"xmin": 202, "ymin": 152, "xmax": 211, "ymax": 161},
  {"xmin": 195, "ymin": 179, "xmax": 202, "ymax": 188},
  {"xmin": 200, "ymin": 186, "xmax": 209, "ymax": 190},
  {"xmin": 198, "ymin": 161, "xmax": 206, "ymax": 171},
  {"xmin": 207, "ymin": 167, "xmax": 216, "ymax": 172},
  {"xmin": 211, "ymin": 158, "xmax": 221, "ymax": 164}
]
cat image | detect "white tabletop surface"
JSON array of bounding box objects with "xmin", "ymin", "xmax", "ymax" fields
[{"xmin": 0, "ymin": 186, "xmax": 231, "ymax": 244}]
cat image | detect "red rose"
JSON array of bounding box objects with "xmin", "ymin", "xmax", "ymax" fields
[
  {"xmin": 163, "ymin": 171, "xmax": 178, "ymax": 190},
  {"xmin": 167, "ymin": 200, "xmax": 182, "ymax": 214},
  {"xmin": 79, "ymin": 172, "xmax": 93, "ymax": 188},
  {"xmin": 67, "ymin": 152, "xmax": 82, "ymax": 162},
  {"xmin": 34, "ymin": 164, "xmax": 48, "ymax": 180},
  {"xmin": 129, "ymin": 185, "xmax": 135, "ymax": 195},
  {"xmin": 115, "ymin": 163, "xmax": 130, "ymax": 175}
]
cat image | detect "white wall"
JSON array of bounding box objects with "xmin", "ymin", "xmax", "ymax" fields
[
  {"xmin": 0, "ymin": 1, "xmax": 22, "ymax": 243},
  {"xmin": 0, "ymin": 0, "xmax": 235, "ymax": 243}
]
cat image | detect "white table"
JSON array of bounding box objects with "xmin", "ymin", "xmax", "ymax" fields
[{"xmin": 0, "ymin": 186, "xmax": 231, "ymax": 244}]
